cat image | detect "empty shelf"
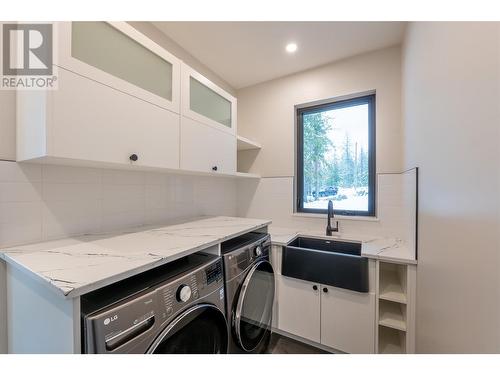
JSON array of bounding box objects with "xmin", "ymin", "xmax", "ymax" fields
[
  {"xmin": 379, "ymin": 271, "xmax": 407, "ymax": 304},
  {"xmin": 379, "ymin": 326, "xmax": 405, "ymax": 354},
  {"xmin": 237, "ymin": 135, "xmax": 262, "ymax": 151},
  {"xmin": 379, "ymin": 301, "xmax": 406, "ymax": 332},
  {"xmin": 233, "ymin": 172, "xmax": 261, "ymax": 179}
]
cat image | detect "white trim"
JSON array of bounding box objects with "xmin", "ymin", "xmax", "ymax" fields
[
  {"xmin": 291, "ymin": 212, "xmax": 380, "ymax": 222},
  {"xmin": 294, "ymin": 89, "xmax": 377, "ymax": 110},
  {"xmin": 181, "ymin": 62, "xmax": 237, "ymax": 135},
  {"xmin": 56, "ymin": 22, "xmax": 181, "ymax": 113}
]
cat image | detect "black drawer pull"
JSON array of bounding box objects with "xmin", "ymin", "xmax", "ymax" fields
[
  {"xmin": 129, "ymin": 154, "xmax": 138, "ymax": 162},
  {"xmin": 312, "ymin": 285, "xmax": 318, "ymax": 291},
  {"xmin": 212, "ymin": 166, "xmax": 218, "ymax": 171},
  {"xmin": 323, "ymin": 287, "xmax": 328, "ymax": 293}
]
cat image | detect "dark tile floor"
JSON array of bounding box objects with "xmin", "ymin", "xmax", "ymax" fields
[{"xmin": 266, "ymin": 333, "xmax": 329, "ymax": 354}]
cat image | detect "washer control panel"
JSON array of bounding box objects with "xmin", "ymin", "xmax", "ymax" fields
[
  {"xmin": 223, "ymin": 235, "xmax": 271, "ymax": 280},
  {"xmin": 158, "ymin": 258, "xmax": 223, "ymax": 325}
]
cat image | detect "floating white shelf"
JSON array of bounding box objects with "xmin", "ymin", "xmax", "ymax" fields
[
  {"xmin": 233, "ymin": 171, "xmax": 261, "ymax": 179},
  {"xmin": 237, "ymin": 135, "xmax": 262, "ymax": 151},
  {"xmin": 379, "ymin": 301, "xmax": 407, "ymax": 332},
  {"xmin": 379, "ymin": 271, "xmax": 407, "ymax": 304}
]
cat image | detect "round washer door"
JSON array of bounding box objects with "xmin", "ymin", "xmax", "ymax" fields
[
  {"xmin": 147, "ymin": 303, "xmax": 228, "ymax": 354},
  {"xmin": 234, "ymin": 260, "xmax": 275, "ymax": 352}
]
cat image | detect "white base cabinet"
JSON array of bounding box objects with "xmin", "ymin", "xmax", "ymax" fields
[
  {"xmin": 277, "ymin": 275, "xmax": 375, "ymax": 353},
  {"xmin": 180, "ymin": 116, "xmax": 236, "ymax": 174},
  {"xmin": 321, "ymin": 285, "xmax": 375, "ymax": 353},
  {"xmin": 273, "ymin": 244, "xmax": 377, "ymax": 354},
  {"xmin": 277, "ymin": 276, "xmax": 321, "ymax": 343},
  {"xmin": 17, "ymin": 68, "xmax": 180, "ymax": 170}
]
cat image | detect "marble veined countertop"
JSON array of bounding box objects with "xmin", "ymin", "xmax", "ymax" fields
[
  {"xmin": 0, "ymin": 216, "xmax": 271, "ymax": 299},
  {"xmin": 269, "ymin": 226, "xmax": 417, "ymax": 265}
]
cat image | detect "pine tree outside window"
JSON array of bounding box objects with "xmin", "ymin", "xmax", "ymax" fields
[{"xmin": 296, "ymin": 93, "xmax": 376, "ymax": 216}]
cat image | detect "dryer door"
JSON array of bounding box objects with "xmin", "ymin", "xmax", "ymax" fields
[
  {"xmin": 234, "ymin": 260, "xmax": 275, "ymax": 352},
  {"xmin": 147, "ymin": 303, "xmax": 228, "ymax": 354}
]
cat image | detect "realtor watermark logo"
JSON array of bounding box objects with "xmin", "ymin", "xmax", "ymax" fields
[{"xmin": 1, "ymin": 23, "xmax": 57, "ymax": 89}]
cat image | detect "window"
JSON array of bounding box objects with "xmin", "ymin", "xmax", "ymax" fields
[{"xmin": 296, "ymin": 93, "xmax": 376, "ymax": 216}]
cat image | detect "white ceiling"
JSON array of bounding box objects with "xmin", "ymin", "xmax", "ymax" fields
[{"xmin": 153, "ymin": 22, "xmax": 407, "ymax": 90}]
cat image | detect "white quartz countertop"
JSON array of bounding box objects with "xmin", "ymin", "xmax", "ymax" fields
[
  {"xmin": 0, "ymin": 216, "xmax": 271, "ymax": 299},
  {"xmin": 269, "ymin": 226, "xmax": 417, "ymax": 265}
]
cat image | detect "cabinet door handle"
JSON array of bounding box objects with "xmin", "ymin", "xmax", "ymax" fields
[
  {"xmin": 312, "ymin": 285, "xmax": 318, "ymax": 291},
  {"xmin": 323, "ymin": 287, "xmax": 328, "ymax": 293},
  {"xmin": 212, "ymin": 166, "xmax": 218, "ymax": 171},
  {"xmin": 129, "ymin": 154, "xmax": 138, "ymax": 162}
]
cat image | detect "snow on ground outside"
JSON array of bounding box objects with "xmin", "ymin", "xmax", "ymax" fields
[{"xmin": 304, "ymin": 187, "xmax": 368, "ymax": 211}]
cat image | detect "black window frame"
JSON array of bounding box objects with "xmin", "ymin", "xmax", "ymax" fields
[{"xmin": 296, "ymin": 93, "xmax": 376, "ymax": 217}]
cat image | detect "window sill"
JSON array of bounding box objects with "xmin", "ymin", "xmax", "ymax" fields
[{"xmin": 292, "ymin": 212, "xmax": 380, "ymax": 222}]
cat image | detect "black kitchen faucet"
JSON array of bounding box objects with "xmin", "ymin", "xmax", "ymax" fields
[{"xmin": 326, "ymin": 200, "xmax": 339, "ymax": 236}]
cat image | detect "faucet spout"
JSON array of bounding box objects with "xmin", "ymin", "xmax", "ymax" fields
[{"xmin": 326, "ymin": 200, "xmax": 339, "ymax": 236}]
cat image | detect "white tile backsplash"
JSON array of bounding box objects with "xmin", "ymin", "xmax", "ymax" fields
[
  {"xmin": 0, "ymin": 182, "xmax": 42, "ymax": 202},
  {"xmin": 0, "ymin": 159, "xmax": 416, "ymax": 248},
  {"xmin": 0, "ymin": 161, "xmax": 238, "ymax": 248},
  {"xmin": 0, "ymin": 162, "xmax": 41, "ymax": 183}
]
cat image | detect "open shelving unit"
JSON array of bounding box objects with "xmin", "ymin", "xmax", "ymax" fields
[
  {"xmin": 236, "ymin": 135, "xmax": 262, "ymax": 177},
  {"xmin": 377, "ymin": 261, "xmax": 414, "ymax": 354}
]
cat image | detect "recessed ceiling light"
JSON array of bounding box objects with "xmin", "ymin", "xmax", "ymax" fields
[{"xmin": 286, "ymin": 43, "xmax": 298, "ymax": 53}]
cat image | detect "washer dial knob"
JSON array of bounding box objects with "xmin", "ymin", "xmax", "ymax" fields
[
  {"xmin": 254, "ymin": 246, "xmax": 263, "ymax": 257},
  {"xmin": 176, "ymin": 284, "xmax": 192, "ymax": 302}
]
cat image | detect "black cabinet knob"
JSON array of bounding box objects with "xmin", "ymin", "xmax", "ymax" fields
[
  {"xmin": 312, "ymin": 285, "xmax": 318, "ymax": 291},
  {"xmin": 323, "ymin": 287, "xmax": 328, "ymax": 293},
  {"xmin": 212, "ymin": 166, "xmax": 218, "ymax": 171},
  {"xmin": 129, "ymin": 154, "xmax": 138, "ymax": 162}
]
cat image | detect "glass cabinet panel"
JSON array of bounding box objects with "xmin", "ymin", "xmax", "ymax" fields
[
  {"xmin": 189, "ymin": 77, "xmax": 232, "ymax": 128},
  {"xmin": 71, "ymin": 22, "xmax": 173, "ymax": 101}
]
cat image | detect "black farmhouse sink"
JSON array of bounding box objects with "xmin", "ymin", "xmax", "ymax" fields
[{"xmin": 282, "ymin": 237, "xmax": 369, "ymax": 293}]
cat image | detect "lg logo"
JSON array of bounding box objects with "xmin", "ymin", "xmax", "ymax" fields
[
  {"xmin": 2, "ymin": 23, "xmax": 53, "ymax": 76},
  {"xmin": 103, "ymin": 315, "xmax": 118, "ymax": 326}
]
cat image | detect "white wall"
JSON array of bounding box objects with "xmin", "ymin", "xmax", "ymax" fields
[
  {"xmin": 402, "ymin": 22, "xmax": 500, "ymax": 353},
  {"xmin": 237, "ymin": 46, "xmax": 402, "ymax": 177},
  {"xmin": 0, "ymin": 91, "xmax": 16, "ymax": 161}
]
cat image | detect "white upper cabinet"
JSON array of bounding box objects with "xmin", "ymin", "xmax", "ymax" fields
[
  {"xmin": 17, "ymin": 68, "xmax": 180, "ymax": 170},
  {"xmin": 181, "ymin": 63, "xmax": 237, "ymax": 135},
  {"xmin": 56, "ymin": 22, "xmax": 181, "ymax": 113},
  {"xmin": 180, "ymin": 117, "xmax": 236, "ymax": 174},
  {"xmin": 17, "ymin": 22, "xmax": 245, "ymax": 177}
]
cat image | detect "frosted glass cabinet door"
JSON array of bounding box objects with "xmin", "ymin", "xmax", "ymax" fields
[
  {"xmin": 181, "ymin": 63, "xmax": 237, "ymax": 134},
  {"xmin": 56, "ymin": 22, "xmax": 181, "ymax": 113}
]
